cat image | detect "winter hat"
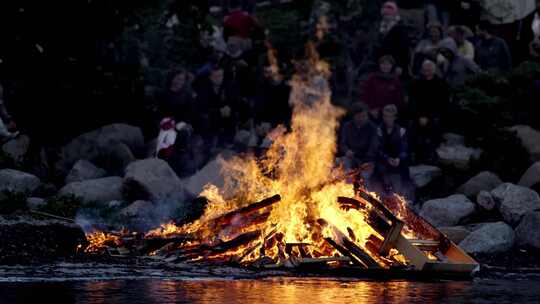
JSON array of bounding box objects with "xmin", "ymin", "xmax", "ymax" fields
[
  {"xmin": 160, "ymin": 117, "xmax": 176, "ymax": 130},
  {"xmin": 381, "ymin": 2, "xmax": 399, "ymax": 17}
]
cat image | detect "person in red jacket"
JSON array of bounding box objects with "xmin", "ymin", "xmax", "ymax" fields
[{"xmin": 359, "ymin": 55, "xmax": 404, "ymax": 121}]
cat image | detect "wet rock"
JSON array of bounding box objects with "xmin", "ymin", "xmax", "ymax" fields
[
  {"xmin": 420, "ymin": 194, "xmax": 476, "ymax": 227},
  {"xmin": 119, "ymin": 200, "xmax": 153, "ymax": 217},
  {"xmin": 436, "ymin": 144, "xmax": 482, "ymax": 170},
  {"xmin": 491, "ymin": 183, "xmax": 540, "ymax": 225},
  {"xmin": 515, "ymin": 211, "xmax": 540, "ymax": 250},
  {"xmin": 124, "ymin": 159, "xmax": 186, "ymax": 205},
  {"xmin": 508, "ymin": 125, "xmax": 540, "ymax": 161},
  {"xmin": 58, "ymin": 176, "xmax": 124, "ymax": 205},
  {"xmin": 459, "ymin": 222, "xmax": 515, "ymax": 254},
  {"xmin": 518, "ymin": 162, "xmax": 540, "ymax": 188},
  {"xmin": 183, "ymin": 158, "xmax": 225, "ymax": 197},
  {"xmin": 409, "ymin": 165, "xmax": 442, "ymax": 188},
  {"xmin": 457, "ymin": 171, "xmax": 502, "ymax": 197},
  {"xmin": 0, "ymin": 169, "xmax": 41, "ymax": 194},
  {"xmin": 477, "ymin": 190, "xmax": 496, "ymax": 211},
  {"xmin": 1, "ymin": 134, "xmax": 30, "ymax": 163},
  {"xmin": 56, "ymin": 123, "xmax": 144, "ymax": 175},
  {"xmin": 65, "ymin": 160, "xmax": 107, "ymax": 184},
  {"xmin": 26, "ymin": 197, "xmax": 46, "ymax": 210},
  {"xmin": 0, "ymin": 215, "xmax": 87, "ymax": 264},
  {"xmin": 439, "ymin": 226, "xmax": 471, "ymax": 243}
]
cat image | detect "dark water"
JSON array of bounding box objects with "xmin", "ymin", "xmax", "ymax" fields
[{"xmin": 1, "ymin": 277, "xmax": 540, "ymax": 304}]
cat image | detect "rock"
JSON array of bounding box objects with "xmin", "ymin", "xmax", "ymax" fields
[
  {"xmin": 26, "ymin": 197, "xmax": 46, "ymax": 210},
  {"xmin": 457, "ymin": 171, "xmax": 502, "ymax": 197},
  {"xmin": 491, "ymin": 183, "xmax": 540, "ymax": 225},
  {"xmin": 119, "ymin": 200, "xmax": 153, "ymax": 217},
  {"xmin": 58, "ymin": 176, "xmax": 124, "ymax": 205},
  {"xmin": 0, "ymin": 215, "xmax": 86, "ymax": 264},
  {"xmin": 509, "ymin": 125, "xmax": 540, "ymax": 161},
  {"xmin": 518, "ymin": 162, "xmax": 540, "ymax": 188},
  {"xmin": 65, "ymin": 160, "xmax": 107, "ymax": 184},
  {"xmin": 56, "ymin": 123, "xmax": 144, "ymax": 175},
  {"xmin": 183, "ymin": 158, "xmax": 225, "ymax": 197},
  {"xmin": 477, "ymin": 190, "xmax": 496, "ymax": 211},
  {"xmin": 409, "ymin": 165, "xmax": 442, "ymax": 188},
  {"xmin": 420, "ymin": 194, "xmax": 476, "ymax": 227},
  {"xmin": 459, "ymin": 222, "xmax": 515, "ymax": 254},
  {"xmin": 1, "ymin": 135, "xmax": 30, "ymax": 162},
  {"xmin": 443, "ymin": 133, "xmax": 465, "ymax": 146},
  {"xmin": 515, "ymin": 211, "xmax": 540, "ymax": 250},
  {"xmin": 436, "ymin": 145, "xmax": 482, "ymax": 170},
  {"xmin": 439, "ymin": 226, "xmax": 471, "ymax": 244},
  {"xmin": 0, "ymin": 169, "xmax": 41, "ymax": 194},
  {"xmin": 124, "ymin": 159, "xmax": 185, "ymax": 205}
]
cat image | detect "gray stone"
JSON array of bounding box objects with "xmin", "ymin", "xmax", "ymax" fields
[
  {"xmin": 509, "ymin": 125, "xmax": 540, "ymax": 161},
  {"xmin": 183, "ymin": 158, "xmax": 225, "ymax": 197},
  {"xmin": 0, "ymin": 169, "xmax": 41, "ymax": 194},
  {"xmin": 26, "ymin": 197, "xmax": 46, "ymax": 210},
  {"xmin": 439, "ymin": 226, "xmax": 472, "ymax": 244},
  {"xmin": 119, "ymin": 200, "xmax": 154, "ymax": 217},
  {"xmin": 58, "ymin": 176, "xmax": 124, "ymax": 204},
  {"xmin": 124, "ymin": 159, "xmax": 185, "ymax": 205},
  {"xmin": 409, "ymin": 165, "xmax": 442, "ymax": 188},
  {"xmin": 436, "ymin": 145, "xmax": 482, "ymax": 170},
  {"xmin": 491, "ymin": 183, "xmax": 540, "ymax": 225},
  {"xmin": 518, "ymin": 162, "xmax": 540, "ymax": 188},
  {"xmin": 420, "ymin": 194, "xmax": 476, "ymax": 227},
  {"xmin": 56, "ymin": 123, "xmax": 144, "ymax": 175},
  {"xmin": 477, "ymin": 190, "xmax": 496, "ymax": 211},
  {"xmin": 65, "ymin": 160, "xmax": 107, "ymax": 184},
  {"xmin": 515, "ymin": 211, "xmax": 540, "ymax": 250},
  {"xmin": 459, "ymin": 222, "xmax": 515, "ymax": 254},
  {"xmin": 1, "ymin": 135, "xmax": 30, "ymax": 162},
  {"xmin": 457, "ymin": 171, "xmax": 502, "ymax": 197}
]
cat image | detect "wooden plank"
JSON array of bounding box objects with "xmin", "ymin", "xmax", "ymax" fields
[
  {"xmin": 409, "ymin": 239, "xmax": 441, "ymax": 252},
  {"xmin": 342, "ymin": 239, "xmax": 381, "ymax": 269},
  {"xmin": 394, "ymin": 234, "xmax": 429, "ymax": 270},
  {"xmin": 357, "ymin": 189, "xmax": 398, "ymax": 222},
  {"xmin": 324, "ymin": 237, "xmax": 366, "ymax": 268},
  {"xmin": 379, "ymin": 220, "xmax": 404, "ymax": 256}
]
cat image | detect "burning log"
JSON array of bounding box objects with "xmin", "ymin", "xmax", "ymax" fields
[
  {"xmin": 341, "ymin": 238, "xmax": 380, "ymax": 269},
  {"xmin": 324, "ymin": 238, "xmax": 364, "ymax": 267},
  {"xmin": 212, "ymin": 195, "xmax": 281, "ymax": 229},
  {"xmin": 285, "ymin": 243, "xmax": 310, "ymax": 258}
]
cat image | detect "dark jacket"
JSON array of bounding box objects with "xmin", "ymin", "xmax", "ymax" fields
[
  {"xmin": 160, "ymin": 88, "xmax": 195, "ymax": 123},
  {"xmin": 360, "ymin": 72, "xmax": 404, "ymax": 110},
  {"xmin": 375, "ymin": 20, "xmax": 411, "ymax": 72},
  {"xmin": 254, "ymin": 79, "xmax": 291, "ymax": 126},
  {"xmin": 475, "ymin": 37, "xmax": 512, "ymax": 73},
  {"xmin": 408, "ymin": 76, "xmax": 449, "ymax": 119},
  {"xmin": 377, "ymin": 124, "xmax": 409, "ymax": 162},
  {"xmin": 340, "ymin": 120, "xmax": 379, "ymax": 163}
]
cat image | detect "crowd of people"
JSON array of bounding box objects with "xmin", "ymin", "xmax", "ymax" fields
[
  {"xmin": 2, "ymin": 0, "xmax": 540, "ymax": 196},
  {"xmin": 148, "ymin": 0, "xmax": 540, "ymax": 194}
]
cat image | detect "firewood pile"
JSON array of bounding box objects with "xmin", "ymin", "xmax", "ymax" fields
[{"xmin": 84, "ymin": 189, "xmax": 479, "ymax": 276}]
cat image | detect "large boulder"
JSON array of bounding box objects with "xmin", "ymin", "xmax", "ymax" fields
[
  {"xmin": 456, "ymin": 171, "xmax": 502, "ymax": 197},
  {"xmin": 65, "ymin": 160, "xmax": 107, "ymax": 184},
  {"xmin": 491, "ymin": 183, "xmax": 540, "ymax": 225},
  {"xmin": 515, "ymin": 211, "xmax": 540, "ymax": 250},
  {"xmin": 2, "ymin": 134, "xmax": 30, "ymax": 163},
  {"xmin": 56, "ymin": 123, "xmax": 144, "ymax": 175},
  {"xmin": 26, "ymin": 197, "xmax": 46, "ymax": 210},
  {"xmin": 439, "ymin": 226, "xmax": 472, "ymax": 244},
  {"xmin": 420, "ymin": 194, "xmax": 476, "ymax": 227},
  {"xmin": 509, "ymin": 125, "xmax": 540, "ymax": 161},
  {"xmin": 0, "ymin": 215, "xmax": 86, "ymax": 264},
  {"xmin": 477, "ymin": 190, "xmax": 497, "ymax": 211},
  {"xmin": 58, "ymin": 176, "xmax": 124, "ymax": 204},
  {"xmin": 442, "ymin": 133, "xmax": 465, "ymax": 146},
  {"xmin": 459, "ymin": 222, "xmax": 515, "ymax": 254},
  {"xmin": 409, "ymin": 165, "xmax": 442, "ymax": 188},
  {"xmin": 124, "ymin": 159, "xmax": 186, "ymax": 205},
  {"xmin": 518, "ymin": 162, "xmax": 540, "ymax": 188},
  {"xmin": 436, "ymin": 145, "xmax": 482, "ymax": 170},
  {"xmin": 183, "ymin": 158, "xmax": 225, "ymax": 197},
  {"xmin": 0, "ymin": 169, "xmax": 41, "ymax": 194}
]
